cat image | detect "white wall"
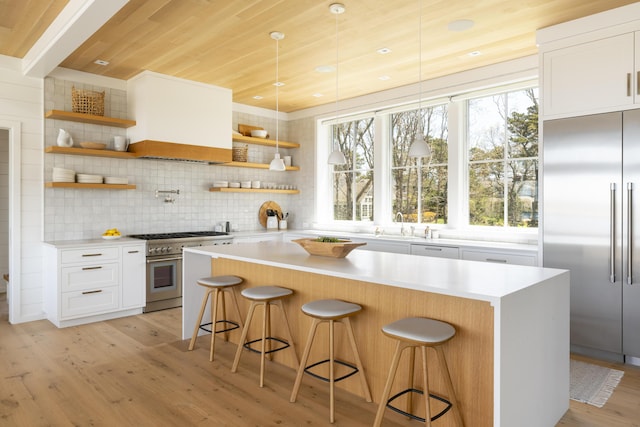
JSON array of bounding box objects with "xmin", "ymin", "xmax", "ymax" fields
[
  {"xmin": 0, "ymin": 129, "xmax": 8, "ymax": 292},
  {"xmin": 0, "ymin": 55, "xmax": 44, "ymax": 323}
]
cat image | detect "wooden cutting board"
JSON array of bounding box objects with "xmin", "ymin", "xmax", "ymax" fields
[
  {"xmin": 238, "ymin": 124, "xmax": 267, "ymax": 137},
  {"xmin": 258, "ymin": 201, "xmax": 281, "ymax": 228}
]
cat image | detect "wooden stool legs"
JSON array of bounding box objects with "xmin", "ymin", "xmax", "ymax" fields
[
  {"xmin": 188, "ymin": 286, "xmax": 244, "ymax": 362},
  {"xmin": 373, "ymin": 341, "xmax": 464, "ymax": 427},
  {"xmin": 231, "ymin": 298, "xmax": 298, "ymax": 388},
  {"xmin": 290, "ymin": 317, "xmax": 372, "ymax": 424}
]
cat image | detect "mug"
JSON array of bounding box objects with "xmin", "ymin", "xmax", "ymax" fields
[
  {"xmin": 284, "ymin": 156, "xmax": 292, "ymax": 167},
  {"xmin": 114, "ymin": 136, "xmax": 129, "ymax": 152}
]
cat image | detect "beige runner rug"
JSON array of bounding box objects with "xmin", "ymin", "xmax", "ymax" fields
[{"xmin": 570, "ymin": 359, "xmax": 624, "ymax": 408}]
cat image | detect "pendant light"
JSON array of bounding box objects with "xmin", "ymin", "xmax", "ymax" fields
[
  {"xmin": 269, "ymin": 31, "xmax": 286, "ymax": 171},
  {"xmin": 327, "ymin": 3, "xmax": 347, "ymax": 165},
  {"xmin": 408, "ymin": 0, "xmax": 432, "ymax": 159}
]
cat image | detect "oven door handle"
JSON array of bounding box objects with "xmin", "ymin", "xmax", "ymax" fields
[{"xmin": 147, "ymin": 256, "xmax": 182, "ymax": 263}]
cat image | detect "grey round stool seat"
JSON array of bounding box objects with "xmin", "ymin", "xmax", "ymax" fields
[
  {"xmin": 373, "ymin": 317, "xmax": 464, "ymax": 427},
  {"xmin": 290, "ymin": 299, "xmax": 372, "ymax": 424},
  {"xmin": 188, "ymin": 275, "xmax": 244, "ymax": 363},
  {"xmin": 231, "ymin": 286, "xmax": 299, "ymax": 387}
]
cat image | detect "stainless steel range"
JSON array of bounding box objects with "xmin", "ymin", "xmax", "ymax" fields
[{"xmin": 129, "ymin": 231, "xmax": 233, "ymax": 312}]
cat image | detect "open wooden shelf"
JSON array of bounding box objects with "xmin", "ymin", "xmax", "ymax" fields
[
  {"xmin": 45, "ymin": 182, "xmax": 136, "ymax": 190},
  {"xmin": 45, "ymin": 110, "xmax": 136, "ymax": 128},
  {"xmin": 222, "ymin": 161, "xmax": 299, "ymax": 171},
  {"xmin": 209, "ymin": 187, "xmax": 299, "ymax": 194},
  {"xmin": 45, "ymin": 146, "xmax": 137, "ymax": 158},
  {"xmin": 233, "ymin": 134, "xmax": 299, "ymax": 149}
]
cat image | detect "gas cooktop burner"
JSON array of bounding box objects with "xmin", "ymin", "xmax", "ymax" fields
[{"xmin": 129, "ymin": 231, "xmax": 229, "ymax": 240}]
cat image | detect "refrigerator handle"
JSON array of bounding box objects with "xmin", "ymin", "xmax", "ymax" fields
[
  {"xmin": 628, "ymin": 182, "xmax": 633, "ymax": 285},
  {"xmin": 611, "ymin": 183, "xmax": 616, "ymax": 283}
]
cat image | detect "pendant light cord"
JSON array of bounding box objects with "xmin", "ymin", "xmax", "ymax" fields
[
  {"xmin": 275, "ymin": 35, "xmax": 279, "ymax": 152},
  {"xmin": 417, "ymin": 0, "xmax": 422, "ymax": 132}
]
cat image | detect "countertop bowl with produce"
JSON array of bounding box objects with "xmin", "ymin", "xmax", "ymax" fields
[{"xmin": 293, "ymin": 237, "xmax": 366, "ymax": 258}]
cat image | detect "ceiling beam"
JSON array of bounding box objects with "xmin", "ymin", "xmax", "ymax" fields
[{"xmin": 22, "ymin": 0, "xmax": 129, "ymax": 78}]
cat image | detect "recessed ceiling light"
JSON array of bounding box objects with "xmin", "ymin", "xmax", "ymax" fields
[
  {"xmin": 377, "ymin": 47, "xmax": 392, "ymax": 55},
  {"xmin": 468, "ymin": 51, "xmax": 482, "ymax": 57},
  {"xmin": 253, "ymin": 95, "xmax": 263, "ymax": 100},
  {"xmin": 313, "ymin": 93, "xmax": 323, "ymax": 98},
  {"xmin": 448, "ymin": 19, "xmax": 475, "ymax": 32},
  {"xmin": 379, "ymin": 75, "xmax": 391, "ymax": 81},
  {"xmin": 94, "ymin": 59, "xmax": 109, "ymax": 66},
  {"xmin": 273, "ymin": 82, "xmax": 285, "ymax": 87},
  {"xmin": 315, "ymin": 65, "xmax": 335, "ymax": 73}
]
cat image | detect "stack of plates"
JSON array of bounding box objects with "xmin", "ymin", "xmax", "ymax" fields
[
  {"xmin": 240, "ymin": 181, "xmax": 252, "ymax": 189},
  {"xmin": 229, "ymin": 182, "xmax": 241, "ymax": 188},
  {"xmin": 213, "ymin": 180, "xmax": 228, "ymax": 188},
  {"xmin": 104, "ymin": 176, "xmax": 129, "ymax": 185},
  {"xmin": 52, "ymin": 167, "xmax": 75, "ymax": 183},
  {"xmin": 76, "ymin": 173, "xmax": 103, "ymax": 184}
]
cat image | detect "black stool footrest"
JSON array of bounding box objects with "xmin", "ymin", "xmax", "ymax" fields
[
  {"xmin": 243, "ymin": 337, "xmax": 290, "ymax": 355},
  {"xmin": 386, "ymin": 388, "xmax": 452, "ymax": 423},
  {"xmin": 303, "ymin": 359, "xmax": 359, "ymax": 383},
  {"xmin": 198, "ymin": 320, "xmax": 240, "ymax": 335}
]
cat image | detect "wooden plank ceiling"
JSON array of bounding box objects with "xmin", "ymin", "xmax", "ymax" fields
[{"xmin": 1, "ymin": 0, "xmax": 638, "ymax": 112}]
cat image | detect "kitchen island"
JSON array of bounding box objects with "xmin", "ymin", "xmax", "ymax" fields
[{"xmin": 183, "ymin": 241, "xmax": 569, "ymax": 427}]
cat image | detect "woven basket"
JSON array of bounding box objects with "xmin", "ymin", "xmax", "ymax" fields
[
  {"xmin": 232, "ymin": 144, "xmax": 248, "ymax": 162},
  {"xmin": 71, "ymin": 86, "xmax": 105, "ymax": 116}
]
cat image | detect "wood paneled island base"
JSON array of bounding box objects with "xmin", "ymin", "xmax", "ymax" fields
[{"xmin": 213, "ymin": 258, "xmax": 494, "ymax": 426}]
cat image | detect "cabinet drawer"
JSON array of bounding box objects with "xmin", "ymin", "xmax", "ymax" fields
[
  {"xmin": 461, "ymin": 250, "xmax": 536, "ymax": 266},
  {"xmin": 61, "ymin": 286, "xmax": 119, "ymax": 318},
  {"xmin": 410, "ymin": 244, "xmax": 459, "ymax": 259},
  {"xmin": 61, "ymin": 247, "xmax": 119, "ymax": 264},
  {"xmin": 61, "ymin": 263, "xmax": 119, "ymax": 292}
]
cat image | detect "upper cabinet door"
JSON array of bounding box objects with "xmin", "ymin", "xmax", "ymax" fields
[{"xmin": 542, "ymin": 33, "xmax": 635, "ymax": 119}]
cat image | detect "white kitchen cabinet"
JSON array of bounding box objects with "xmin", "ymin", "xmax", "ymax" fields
[
  {"xmin": 542, "ymin": 33, "xmax": 635, "ymax": 118},
  {"xmin": 350, "ymin": 239, "xmax": 410, "ymax": 254},
  {"xmin": 44, "ymin": 240, "xmax": 146, "ymax": 327},
  {"xmin": 121, "ymin": 244, "xmax": 146, "ymax": 309},
  {"xmin": 410, "ymin": 244, "xmax": 460, "ymax": 259},
  {"xmin": 461, "ymin": 249, "xmax": 537, "ymax": 266}
]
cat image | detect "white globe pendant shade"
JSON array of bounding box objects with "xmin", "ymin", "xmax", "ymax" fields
[
  {"xmin": 328, "ymin": 148, "xmax": 347, "ymax": 165},
  {"xmin": 408, "ymin": 138, "xmax": 431, "ymax": 158},
  {"xmin": 269, "ymin": 152, "xmax": 286, "ymax": 171}
]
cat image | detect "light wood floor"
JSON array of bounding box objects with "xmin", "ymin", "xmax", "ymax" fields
[{"xmin": 1, "ymin": 294, "xmax": 639, "ymax": 426}]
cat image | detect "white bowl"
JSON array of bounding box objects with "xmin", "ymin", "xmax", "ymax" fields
[{"xmin": 250, "ymin": 129, "xmax": 268, "ymax": 138}]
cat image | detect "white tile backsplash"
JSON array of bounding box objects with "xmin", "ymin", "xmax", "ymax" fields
[{"xmin": 43, "ymin": 77, "xmax": 316, "ymax": 241}]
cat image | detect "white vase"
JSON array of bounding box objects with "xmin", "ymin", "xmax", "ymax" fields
[{"xmin": 56, "ymin": 128, "xmax": 74, "ymax": 147}]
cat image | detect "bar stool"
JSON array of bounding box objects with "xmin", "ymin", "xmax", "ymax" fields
[
  {"xmin": 188, "ymin": 275, "xmax": 244, "ymax": 362},
  {"xmin": 231, "ymin": 286, "xmax": 299, "ymax": 387},
  {"xmin": 373, "ymin": 317, "xmax": 464, "ymax": 427},
  {"xmin": 290, "ymin": 299, "xmax": 372, "ymax": 423}
]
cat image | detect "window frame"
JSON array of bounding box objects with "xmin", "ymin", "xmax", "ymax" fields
[{"xmin": 315, "ymin": 79, "xmax": 539, "ymax": 241}]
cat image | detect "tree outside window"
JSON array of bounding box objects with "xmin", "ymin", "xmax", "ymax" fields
[
  {"xmin": 331, "ymin": 118, "xmax": 374, "ymax": 221},
  {"xmin": 391, "ymin": 105, "xmax": 448, "ymax": 224},
  {"xmin": 467, "ymin": 88, "xmax": 538, "ymax": 228}
]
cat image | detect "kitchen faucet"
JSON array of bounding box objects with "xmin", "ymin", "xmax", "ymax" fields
[{"xmin": 395, "ymin": 212, "xmax": 406, "ymax": 236}]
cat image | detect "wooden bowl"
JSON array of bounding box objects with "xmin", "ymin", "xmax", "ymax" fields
[{"xmin": 293, "ymin": 238, "xmax": 366, "ymax": 258}]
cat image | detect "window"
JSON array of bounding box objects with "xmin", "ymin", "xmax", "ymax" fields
[
  {"xmin": 467, "ymin": 88, "xmax": 539, "ymax": 228},
  {"xmin": 390, "ymin": 105, "xmax": 448, "ymax": 224},
  {"xmin": 319, "ymin": 79, "xmax": 538, "ymax": 236},
  {"xmin": 331, "ymin": 117, "xmax": 374, "ymax": 221}
]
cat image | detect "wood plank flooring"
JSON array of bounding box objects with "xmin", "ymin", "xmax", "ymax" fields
[{"xmin": 1, "ymin": 294, "xmax": 639, "ymax": 426}]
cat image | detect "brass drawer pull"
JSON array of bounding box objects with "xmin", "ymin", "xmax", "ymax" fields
[
  {"xmin": 485, "ymin": 258, "xmax": 508, "ymax": 263},
  {"xmin": 82, "ymin": 266, "xmax": 102, "ymax": 271},
  {"xmin": 82, "ymin": 253, "xmax": 102, "ymax": 257},
  {"xmin": 82, "ymin": 290, "xmax": 103, "ymax": 295}
]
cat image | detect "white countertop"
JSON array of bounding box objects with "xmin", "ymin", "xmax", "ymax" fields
[
  {"xmin": 184, "ymin": 240, "xmax": 565, "ymax": 303},
  {"xmin": 44, "ymin": 237, "xmax": 144, "ymax": 248}
]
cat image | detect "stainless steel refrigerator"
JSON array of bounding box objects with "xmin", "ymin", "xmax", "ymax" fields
[{"xmin": 543, "ymin": 110, "xmax": 640, "ymax": 363}]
